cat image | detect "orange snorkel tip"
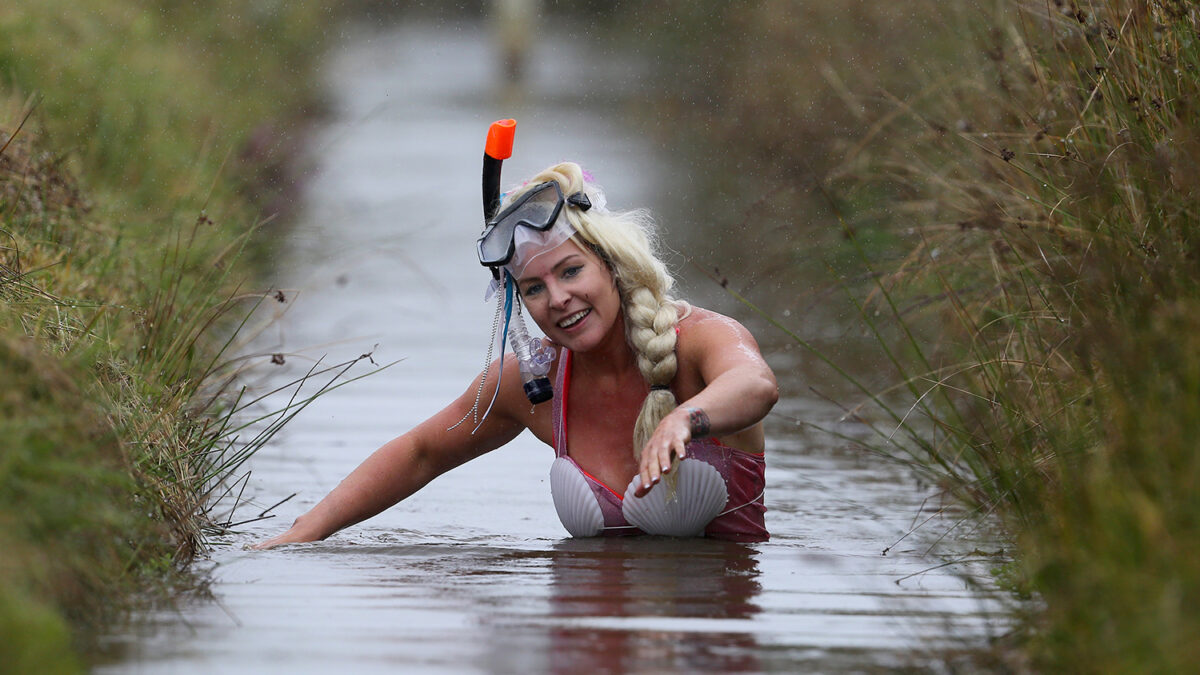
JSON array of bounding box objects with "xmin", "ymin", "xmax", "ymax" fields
[
  {"xmin": 482, "ymin": 118, "xmax": 516, "ymax": 223},
  {"xmin": 485, "ymin": 118, "xmax": 516, "ymax": 160}
]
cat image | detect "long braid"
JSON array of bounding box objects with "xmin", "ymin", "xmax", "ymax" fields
[{"xmin": 625, "ymin": 285, "xmax": 679, "ymax": 460}]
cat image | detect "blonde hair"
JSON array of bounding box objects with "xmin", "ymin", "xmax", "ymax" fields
[{"xmin": 506, "ymin": 162, "xmax": 680, "ymax": 465}]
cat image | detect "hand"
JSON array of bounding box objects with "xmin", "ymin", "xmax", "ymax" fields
[
  {"xmin": 250, "ymin": 531, "xmax": 300, "ymax": 550},
  {"xmin": 634, "ymin": 407, "xmax": 704, "ymax": 498},
  {"xmin": 250, "ymin": 516, "xmax": 325, "ymax": 550}
]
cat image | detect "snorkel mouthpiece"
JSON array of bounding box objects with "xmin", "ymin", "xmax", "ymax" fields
[
  {"xmin": 478, "ymin": 118, "xmax": 555, "ymax": 406},
  {"xmin": 508, "ymin": 309, "xmax": 554, "ymax": 404}
]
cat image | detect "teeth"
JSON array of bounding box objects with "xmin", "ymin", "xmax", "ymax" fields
[{"xmin": 559, "ymin": 310, "xmax": 589, "ymax": 328}]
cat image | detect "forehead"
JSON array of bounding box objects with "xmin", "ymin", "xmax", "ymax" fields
[{"xmin": 516, "ymin": 239, "xmax": 600, "ymax": 280}]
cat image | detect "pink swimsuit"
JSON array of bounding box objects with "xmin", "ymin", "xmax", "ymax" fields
[{"xmin": 551, "ymin": 349, "xmax": 769, "ymax": 542}]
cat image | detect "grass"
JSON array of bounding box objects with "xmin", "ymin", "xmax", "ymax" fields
[
  {"xmin": 614, "ymin": 0, "xmax": 1200, "ymax": 670},
  {"xmin": 821, "ymin": 1, "xmax": 1200, "ymax": 670},
  {"xmin": 0, "ymin": 1, "xmax": 342, "ymax": 668},
  {"xmin": 6, "ymin": 0, "xmax": 1194, "ymax": 669}
]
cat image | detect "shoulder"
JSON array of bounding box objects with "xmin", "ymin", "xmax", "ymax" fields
[
  {"xmin": 673, "ymin": 303, "xmax": 766, "ymax": 370},
  {"xmin": 474, "ymin": 351, "xmax": 539, "ymax": 415},
  {"xmin": 675, "ymin": 303, "xmax": 761, "ymax": 351},
  {"xmin": 460, "ymin": 349, "xmax": 556, "ymax": 433},
  {"xmin": 670, "ymin": 302, "xmax": 773, "ymax": 389}
]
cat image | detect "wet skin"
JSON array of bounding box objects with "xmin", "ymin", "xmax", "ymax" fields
[
  {"xmin": 255, "ymin": 239, "xmax": 776, "ymax": 548},
  {"xmin": 516, "ymin": 241, "xmax": 645, "ymax": 493},
  {"xmin": 515, "ymin": 240, "xmax": 775, "ymax": 497}
]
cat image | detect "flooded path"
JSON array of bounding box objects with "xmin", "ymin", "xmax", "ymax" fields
[{"xmin": 101, "ymin": 17, "xmax": 1006, "ymax": 674}]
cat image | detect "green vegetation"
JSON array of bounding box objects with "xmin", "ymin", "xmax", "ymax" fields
[
  {"xmin": 850, "ymin": 3, "xmax": 1200, "ymax": 670},
  {"xmin": 0, "ymin": 1, "xmax": 335, "ymax": 668},
  {"xmin": 6, "ymin": 0, "xmax": 1196, "ymax": 670},
  {"xmin": 622, "ymin": 0, "xmax": 1200, "ymax": 670}
]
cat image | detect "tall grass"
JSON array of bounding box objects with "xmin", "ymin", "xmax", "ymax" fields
[
  {"xmin": 825, "ymin": 1, "xmax": 1200, "ymax": 670},
  {"xmin": 614, "ymin": 0, "xmax": 1199, "ymax": 669},
  {"xmin": 0, "ymin": 1, "xmax": 342, "ymax": 668}
]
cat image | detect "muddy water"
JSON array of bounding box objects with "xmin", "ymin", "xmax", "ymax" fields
[{"xmin": 100, "ymin": 18, "xmax": 1006, "ymax": 674}]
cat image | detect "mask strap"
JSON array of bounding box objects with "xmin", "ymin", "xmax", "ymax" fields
[{"xmin": 567, "ymin": 191, "xmax": 591, "ymax": 211}]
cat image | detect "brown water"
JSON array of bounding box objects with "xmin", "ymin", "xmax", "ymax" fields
[{"xmin": 100, "ymin": 18, "xmax": 1007, "ymax": 674}]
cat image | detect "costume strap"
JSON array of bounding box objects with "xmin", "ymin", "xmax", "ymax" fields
[{"xmin": 552, "ymin": 347, "xmax": 571, "ymax": 457}]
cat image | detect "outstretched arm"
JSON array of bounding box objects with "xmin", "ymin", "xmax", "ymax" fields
[
  {"xmin": 254, "ymin": 359, "xmax": 526, "ymax": 548},
  {"xmin": 634, "ymin": 310, "xmax": 778, "ymax": 497}
]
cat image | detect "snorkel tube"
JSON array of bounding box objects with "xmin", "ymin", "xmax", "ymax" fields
[
  {"xmin": 481, "ymin": 119, "xmax": 554, "ymax": 405},
  {"xmin": 482, "ymin": 119, "xmax": 516, "ymax": 226}
]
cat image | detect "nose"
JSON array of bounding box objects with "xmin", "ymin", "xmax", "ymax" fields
[{"xmin": 547, "ymin": 280, "xmax": 570, "ymax": 310}]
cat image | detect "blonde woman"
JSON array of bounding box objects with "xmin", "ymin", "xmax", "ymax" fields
[{"xmin": 256, "ymin": 162, "xmax": 777, "ymax": 547}]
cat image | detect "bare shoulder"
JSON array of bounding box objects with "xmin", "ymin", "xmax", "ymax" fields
[
  {"xmin": 675, "ymin": 303, "xmax": 763, "ymax": 351},
  {"xmin": 673, "ymin": 303, "xmax": 771, "ymax": 386},
  {"xmin": 490, "ymin": 345, "xmax": 557, "ymax": 440},
  {"xmin": 488, "ymin": 351, "xmax": 546, "ymax": 416}
]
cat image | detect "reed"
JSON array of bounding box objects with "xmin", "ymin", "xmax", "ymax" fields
[
  {"xmin": 618, "ymin": 0, "xmax": 1199, "ymax": 668},
  {"xmin": 823, "ymin": 1, "xmax": 1200, "ymax": 669},
  {"xmin": 0, "ymin": 1, "xmax": 342, "ymax": 668}
]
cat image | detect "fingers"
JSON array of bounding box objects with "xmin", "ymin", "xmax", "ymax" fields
[
  {"xmin": 251, "ymin": 531, "xmax": 296, "ymax": 550},
  {"xmin": 637, "ymin": 438, "xmax": 685, "ymax": 496},
  {"xmin": 635, "ymin": 412, "xmax": 695, "ymax": 497},
  {"xmin": 638, "ymin": 445, "xmax": 666, "ymax": 492},
  {"xmin": 250, "ymin": 520, "xmax": 317, "ymax": 549},
  {"xmin": 637, "ymin": 461, "xmax": 658, "ymax": 497}
]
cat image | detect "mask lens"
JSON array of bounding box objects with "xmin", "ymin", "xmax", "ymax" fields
[
  {"xmin": 478, "ymin": 222, "xmax": 516, "ymax": 266},
  {"xmin": 478, "ymin": 182, "xmax": 564, "ymax": 266}
]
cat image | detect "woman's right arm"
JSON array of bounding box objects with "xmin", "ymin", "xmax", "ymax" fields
[{"xmin": 253, "ymin": 358, "xmax": 527, "ymax": 549}]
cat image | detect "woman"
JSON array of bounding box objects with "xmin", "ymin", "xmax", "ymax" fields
[{"xmin": 256, "ymin": 162, "xmax": 777, "ymax": 548}]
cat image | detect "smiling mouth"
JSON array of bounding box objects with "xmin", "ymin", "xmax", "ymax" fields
[{"xmin": 558, "ymin": 309, "xmax": 590, "ymax": 329}]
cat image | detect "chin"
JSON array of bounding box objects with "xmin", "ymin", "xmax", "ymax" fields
[
  {"xmin": 554, "ymin": 327, "xmax": 601, "ymax": 353},
  {"xmin": 555, "ymin": 334, "xmax": 594, "ymax": 353}
]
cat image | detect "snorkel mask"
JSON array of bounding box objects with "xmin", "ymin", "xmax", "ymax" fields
[{"xmin": 478, "ymin": 181, "xmax": 593, "ymax": 269}]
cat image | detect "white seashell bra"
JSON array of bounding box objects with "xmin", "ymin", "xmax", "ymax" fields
[{"xmin": 549, "ymin": 349, "xmax": 769, "ymax": 541}]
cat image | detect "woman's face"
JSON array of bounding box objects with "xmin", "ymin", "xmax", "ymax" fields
[{"xmin": 515, "ymin": 239, "xmax": 622, "ymax": 353}]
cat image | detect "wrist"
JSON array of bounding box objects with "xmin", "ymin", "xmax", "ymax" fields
[
  {"xmin": 290, "ymin": 512, "xmax": 334, "ymax": 542},
  {"xmin": 681, "ymin": 406, "xmax": 711, "ymax": 438}
]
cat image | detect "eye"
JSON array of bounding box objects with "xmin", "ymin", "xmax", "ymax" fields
[
  {"xmin": 562, "ymin": 265, "xmax": 583, "ymax": 279},
  {"xmin": 520, "ymin": 282, "xmax": 544, "ymax": 297}
]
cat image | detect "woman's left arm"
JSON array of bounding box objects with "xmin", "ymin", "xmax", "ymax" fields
[{"xmin": 634, "ymin": 309, "xmax": 778, "ymax": 496}]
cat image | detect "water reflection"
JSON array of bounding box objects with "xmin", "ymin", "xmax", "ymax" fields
[
  {"xmin": 540, "ymin": 539, "xmax": 761, "ymax": 673},
  {"xmin": 267, "ymin": 537, "xmax": 767, "ymax": 673}
]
